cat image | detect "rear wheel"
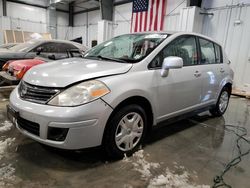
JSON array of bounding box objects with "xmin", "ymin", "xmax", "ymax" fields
[
  {"xmin": 210, "ymin": 87, "xmax": 230, "ymax": 117},
  {"xmin": 103, "ymin": 104, "xmax": 147, "ymax": 159}
]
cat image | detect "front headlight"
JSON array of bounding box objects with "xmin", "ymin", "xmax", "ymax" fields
[{"xmin": 48, "ymin": 80, "xmax": 110, "ymax": 106}]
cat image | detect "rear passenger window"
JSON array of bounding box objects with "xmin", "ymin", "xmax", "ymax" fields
[
  {"xmin": 57, "ymin": 43, "xmax": 78, "ymax": 53},
  {"xmin": 214, "ymin": 44, "xmax": 222, "ymax": 63},
  {"xmin": 36, "ymin": 42, "xmax": 57, "ymax": 53},
  {"xmin": 199, "ymin": 38, "xmax": 216, "ymax": 64}
]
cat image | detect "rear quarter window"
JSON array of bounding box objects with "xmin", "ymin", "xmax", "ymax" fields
[{"xmin": 214, "ymin": 43, "xmax": 223, "ymax": 63}]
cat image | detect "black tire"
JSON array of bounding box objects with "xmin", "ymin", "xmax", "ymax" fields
[
  {"xmin": 103, "ymin": 104, "xmax": 147, "ymax": 159},
  {"xmin": 210, "ymin": 87, "xmax": 230, "ymax": 117}
]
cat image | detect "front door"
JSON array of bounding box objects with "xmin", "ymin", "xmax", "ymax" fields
[{"xmin": 150, "ymin": 35, "xmax": 203, "ymax": 122}]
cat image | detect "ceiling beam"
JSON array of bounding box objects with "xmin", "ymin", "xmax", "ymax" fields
[
  {"xmin": 74, "ymin": 0, "xmax": 132, "ymax": 15},
  {"xmin": 100, "ymin": 0, "xmax": 113, "ymax": 21}
]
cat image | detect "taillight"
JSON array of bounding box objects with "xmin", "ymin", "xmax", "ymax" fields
[
  {"xmin": 2, "ymin": 62, "xmax": 10, "ymax": 71},
  {"xmin": 16, "ymin": 67, "xmax": 27, "ymax": 80}
]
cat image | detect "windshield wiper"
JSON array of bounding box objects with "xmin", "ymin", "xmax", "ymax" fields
[{"xmin": 85, "ymin": 55, "xmax": 128, "ymax": 63}]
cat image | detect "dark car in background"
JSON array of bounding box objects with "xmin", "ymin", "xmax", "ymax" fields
[{"xmin": 0, "ymin": 39, "xmax": 86, "ymax": 70}]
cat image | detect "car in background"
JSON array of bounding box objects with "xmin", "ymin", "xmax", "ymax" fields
[
  {"xmin": 0, "ymin": 39, "xmax": 86, "ymax": 70},
  {"xmin": 0, "ymin": 49, "xmax": 84, "ymax": 86},
  {"xmin": 8, "ymin": 32, "xmax": 233, "ymax": 158},
  {"xmin": 0, "ymin": 43, "xmax": 18, "ymax": 50}
]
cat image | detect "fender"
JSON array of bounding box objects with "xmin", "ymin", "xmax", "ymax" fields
[{"xmin": 216, "ymin": 75, "xmax": 233, "ymax": 101}]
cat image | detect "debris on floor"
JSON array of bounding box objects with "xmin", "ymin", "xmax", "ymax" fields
[
  {"xmin": 0, "ymin": 164, "xmax": 16, "ymax": 187},
  {"xmin": 0, "ymin": 121, "xmax": 13, "ymax": 133},
  {"xmin": 123, "ymin": 150, "xmax": 210, "ymax": 188}
]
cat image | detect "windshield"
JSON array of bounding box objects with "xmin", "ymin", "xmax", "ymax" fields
[
  {"xmin": 84, "ymin": 33, "xmax": 168, "ymax": 63},
  {"xmin": 9, "ymin": 40, "xmax": 37, "ymax": 52}
]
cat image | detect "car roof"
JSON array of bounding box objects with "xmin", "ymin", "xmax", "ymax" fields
[
  {"xmin": 171, "ymin": 31, "xmax": 221, "ymax": 46},
  {"xmin": 28, "ymin": 39, "xmax": 88, "ymax": 51},
  {"xmin": 125, "ymin": 31, "xmax": 221, "ymax": 46}
]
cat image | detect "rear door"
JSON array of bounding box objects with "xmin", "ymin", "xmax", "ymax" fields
[
  {"xmin": 198, "ymin": 38, "xmax": 224, "ymax": 103},
  {"xmin": 150, "ymin": 35, "xmax": 203, "ymax": 122}
]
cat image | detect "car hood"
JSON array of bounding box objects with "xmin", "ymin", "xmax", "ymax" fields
[
  {"xmin": 0, "ymin": 48, "xmax": 9, "ymax": 52},
  {"xmin": 23, "ymin": 58, "xmax": 133, "ymax": 87},
  {"xmin": 9, "ymin": 59, "xmax": 45, "ymax": 71},
  {"xmin": 0, "ymin": 51, "xmax": 22, "ymax": 58}
]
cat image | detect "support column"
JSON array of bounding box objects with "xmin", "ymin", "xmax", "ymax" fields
[
  {"xmin": 98, "ymin": 0, "xmax": 114, "ymax": 43},
  {"xmin": 47, "ymin": 1, "xmax": 57, "ymax": 39},
  {"xmin": 3, "ymin": 0, "xmax": 7, "ymax": 16},
  {"xmin": 97, "ymin": 20, "xmax": 113, "ymax": 44},
  {"xmin": 188, "ymin": 0, "xmax": 202, "ymax": 7},
  {"xmin": 178, "ymin": 6, "xmax": 204, "ymax": 33},
  {"xmin": 178, "ymin": 0, "xmax": 204, "ymax": 33},
  {"xmin": 100, "ymin": 0, "xmax": 113, "ymax": 21},
  {"xmin": 69, "ymin": 2, "xmax": 74, "ymax": 27}
]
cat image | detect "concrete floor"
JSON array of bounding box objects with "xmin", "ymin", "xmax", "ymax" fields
[{"xmin": 0, "ymin": 90, "xmax": 250, "ymax": 188}]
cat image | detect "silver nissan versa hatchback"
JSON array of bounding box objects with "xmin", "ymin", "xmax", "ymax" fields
[{"xmin": 8, "ymin": 32, "xmax": 234, "ymax": 158}]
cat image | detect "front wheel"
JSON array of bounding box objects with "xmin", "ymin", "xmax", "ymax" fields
[
  {"xmin": 103, "ymin": 104, "xmax": 147, "ymax": 159},
  {"xmin": 210, "ymin": 87, "xmax": 230, "ymax": 117}
]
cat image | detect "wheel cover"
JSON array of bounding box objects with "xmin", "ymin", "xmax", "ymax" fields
[
  {"xmin": 115, "ymin": 112, "xmax": 144, "ymax": 152},
  {"xmin": 219, "ymin": 91, "xmax": 229, "ymax": 113}
]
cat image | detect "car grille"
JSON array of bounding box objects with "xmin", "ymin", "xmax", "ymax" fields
[
  {"xmin": 17, "ymin": 116, "xmax": 40, "ymax": 136},
  {"xmin": 18, "ymin": 81, "xmax": 60, "ymax": 104}
]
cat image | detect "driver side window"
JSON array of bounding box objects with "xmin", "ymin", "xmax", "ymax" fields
[{"xmin": 149, "ymin": 36, "xmax": 198, "ymax": 68}]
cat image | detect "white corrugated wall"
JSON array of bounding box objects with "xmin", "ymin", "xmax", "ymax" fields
[{"xmin": 202, "ymin": 4, "xmax": 250, "ymax": 89}]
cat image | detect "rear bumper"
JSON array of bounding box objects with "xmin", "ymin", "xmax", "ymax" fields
[{"xmin": 0, "ymin": 71, "xmax": 19, "ymax": 85}]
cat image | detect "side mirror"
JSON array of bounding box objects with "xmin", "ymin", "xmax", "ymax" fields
[
  {"xmin": 161, "ymin": 56, "xmax": 183, "ymax": 77},
  {"xmin": 36, "ymin": 47, "xmax": 43, "ymax": 55},
  {"xmin": 48, "ymin": 54, "xmax": 56, "ymax": 60}
]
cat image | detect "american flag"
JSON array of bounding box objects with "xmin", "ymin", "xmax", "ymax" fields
[{"xmin": 131, "ymin": 0, "xmax": 166, "ymax": 33}]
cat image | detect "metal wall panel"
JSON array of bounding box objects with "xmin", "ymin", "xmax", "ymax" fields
[
  {"xmin": 202, "ymin": 4, "xmax": 250, "ymax": 90},
  {"xmin": 113, "ymin": 3, "xmax": 131, "ymax": 37},
  {"xmin": 72, "ymin": 26, "xmax": 87, "ymax": 45},
  {"xmin": 202, "ymin": 0, "xmax": 250, "ymax": 9},
  {"xmin": 0, "ymin": 16, "xmax": 47, "ymax": 44},
  {"xmin": 7, "ymin": 2, "xmax": 47, "ymax": 23},
  {"xmin": 57, "ymin": 26, "xmax": 71, "ymax": 40},
  {"xmin": 164, "ymin": 14, "xmax": 180, "ymax": 31}
]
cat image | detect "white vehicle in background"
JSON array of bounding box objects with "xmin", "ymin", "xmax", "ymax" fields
[
  {"xmin": 8, "ymin": 32, "xmax": 233, "ymax": 158},
  {"xmin": 0, "ymin": 43, "xmax": 18, "ymax": 50}
]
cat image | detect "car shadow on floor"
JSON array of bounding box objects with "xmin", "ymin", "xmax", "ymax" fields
[
  {"xmin": 14, "ymin": 113, "xmax": 226, "ymax": 172},
  {"xmin": 15, "ymin": 140, "xmax": 106, "ymax": 171},
  {"xmin": 147, "ymin": 113, "xmax": 215, "ymax": 142}
]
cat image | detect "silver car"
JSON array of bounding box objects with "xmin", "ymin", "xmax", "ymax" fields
[{"xmin": 8, "ymin": 32, "xmax": 234, "ymax": 158}]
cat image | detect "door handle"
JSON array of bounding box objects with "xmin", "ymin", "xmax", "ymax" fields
[
  {"xmin": 194, "ymin": 71, "xmax": 201, "ymax": 77},
  {"xmin": 220, "ymin": 68, "xmax": 225, "ymax": 73}
]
